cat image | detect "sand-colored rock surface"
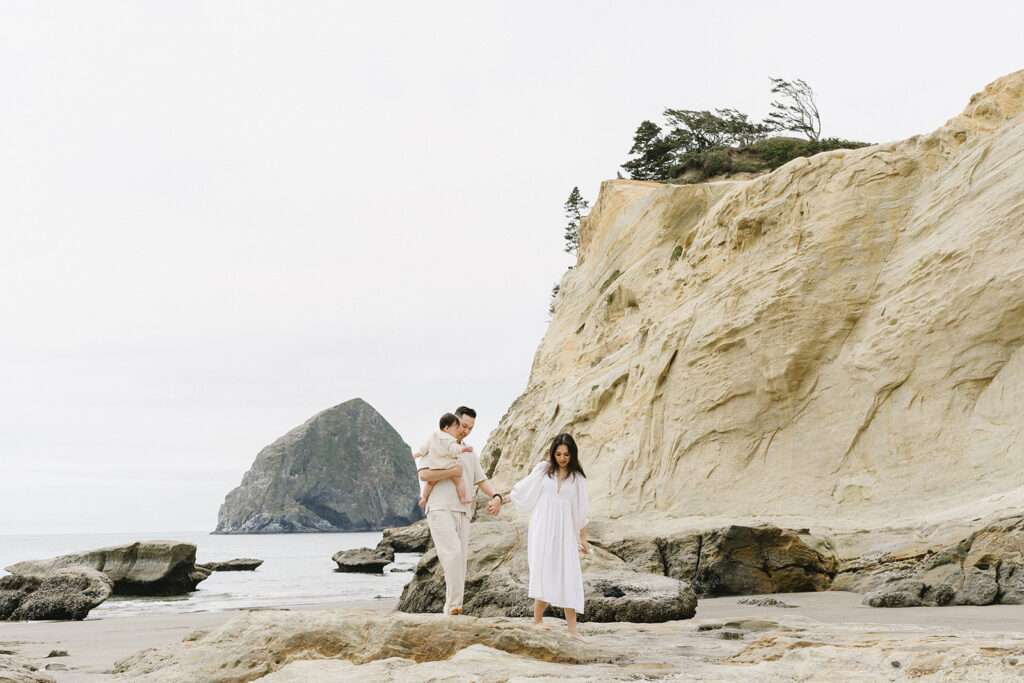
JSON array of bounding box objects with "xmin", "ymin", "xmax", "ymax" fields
[
  {"xmin": 112, "ymin": 609, "xmax": 612, "ymax": 681},
  {"xmin": 396, "ymin": 520, "xmax": 697, "ymax": 621},
  {"xmin": 481, "ymin": 70, "xmax": 1024, "ymax": 531},
  {"xmin": 102, "ymin": 599, "xmax": 1024, "ymax": 681}
]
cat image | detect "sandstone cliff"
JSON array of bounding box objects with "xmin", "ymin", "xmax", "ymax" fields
[
  {"xmin": 482, "ymin": 70, "xmax": 1024, "ymax": 529},
  {"xmin": 215, "ymin": 398, "xmax": 422, "ymax": 533}
]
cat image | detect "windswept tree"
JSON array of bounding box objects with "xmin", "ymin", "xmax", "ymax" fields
[
  {"xmin": 765, "ymin": 77, "xmax": 821, "ymax": 141},
  {"xmin": 563, "ymin": 186, "xmax": 589, "ymax": 255},
  {"xmin": 663, "ymin": 108, "xmax": 769, "ymax": 151},
  {"xmin": 621, "ymin": 120, "xmax": 676, "ymax": 181}
]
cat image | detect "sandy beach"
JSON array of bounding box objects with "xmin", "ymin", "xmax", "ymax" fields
[{"xmin": 4, "ymin": 592, "xmax": 1024, "ymax": 681}]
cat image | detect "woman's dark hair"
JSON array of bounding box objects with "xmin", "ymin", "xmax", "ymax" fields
[
  {"xmin": 546, "ymin": 433, "xmax": 586, "ymax": 479},
  {"xmin": 439, "ymin": 412, "xmax": 460, "ymax": 430}
]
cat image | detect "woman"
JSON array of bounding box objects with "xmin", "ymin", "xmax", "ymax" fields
[{"xmin": 507, "ymin": 433, "xmax": 590, "ymax": 641}]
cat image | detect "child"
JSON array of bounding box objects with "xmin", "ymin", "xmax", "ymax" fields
[{"xmin": 416, "ymin": 412, "xmax": 474, "ymax": 507}]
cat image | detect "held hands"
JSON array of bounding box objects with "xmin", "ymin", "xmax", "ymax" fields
[
  {"xmin": 486, "ymin": 496, "xmax": 502, "ymax": 516},
  {"xmin": 579, "ymin": 541, "xmax": 591, "ymax": 555}
]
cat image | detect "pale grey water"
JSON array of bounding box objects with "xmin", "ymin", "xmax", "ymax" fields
[{"xmin": 0, "ymin": 531, "xmax": 420, "ymax": 619}]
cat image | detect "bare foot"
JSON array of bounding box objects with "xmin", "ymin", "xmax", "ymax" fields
[
  {"xmin": 449, "ymin": 607, "xmax": 463, "ymax": 615},
  {"xmin": 567, "ymin": 632, "xmax": 589, "ymax": 643},
  {"xmin": 418, "ymin": 498, "xmax": 427, "ymax": 508},
  {"xmin": 460, "ymin": 497, "xmax": 473, "ymax": 504},
  {"xmin": 531, "ymin": 623, "xmax": 551, "ymax": 631}
]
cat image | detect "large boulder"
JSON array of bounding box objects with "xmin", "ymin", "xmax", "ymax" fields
[
  {"xmin": 215, "ymin": 398, "xmax": 424, "ymax": 534},
  {"xmin": 377, "ymin": 519, "xmax": 432, "ymax": 554},
  {"xmin": 396, "ymin": 520, "xmax": 696, "ymax": 623},
  {"xmin": 332, "ymin": 547, "xmax": 394, "ymax": 573},
  {"xmin": 6, "ymin": 541, "xmax": 210, "ymax": 596},
  {"xmin": 112, "ymin": 610, "xmax": 612, "ymax": 681},
  {"xmin": 600, "ymin": 525, "xmax": 837, "ymax": 596},
  {"xmin": 0, "ymin": 567, "xmax": 113, "ymax": 621}
]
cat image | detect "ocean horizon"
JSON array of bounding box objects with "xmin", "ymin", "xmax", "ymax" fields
[{"xmin": 0, "ymin": 530, "xmax": 420, "ymax": 619}]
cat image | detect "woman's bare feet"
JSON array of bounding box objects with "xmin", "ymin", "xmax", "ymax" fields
[
  {"xmin": 531, "ymin": 622, "xmax": 551, "ymax": 631},
  {"xmin": 567, "ymin": 632, "xmax": 589, "ymax": 643},
  {"xmin": 449, "ymin": 607, "xmax": 463, "ymax": 615}
]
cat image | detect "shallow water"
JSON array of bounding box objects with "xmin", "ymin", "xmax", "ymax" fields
[{"xmin": 0, "ymin": 530, "xmax": 419, "ymax": 618}]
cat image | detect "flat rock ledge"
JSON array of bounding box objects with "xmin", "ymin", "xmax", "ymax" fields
[
  {"xmin": 397, "ymin": 521, "xmax": 696, "ymax": 622},
  {"xmin": 0, "ymin": 567, "xmax": 113, "ymax": 621},
  {"xmin": 332, "ymin": 547, "xmax": 395, "ymax": 573},
  {"xmin": 197, "ymin": 558, "xmax": 264, "ymax": 572},
  {"xmin": 6, "ymin": 541, "xmax": 211, "ymax": 596},
  {"xmin": 112, "ymin": 609, "xmax": 613, "ymax": 681}
]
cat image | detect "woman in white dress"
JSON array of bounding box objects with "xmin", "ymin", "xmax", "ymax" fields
[{"xmin": 507, "ymin": 433, "xmax": 591, "ymax": 641}]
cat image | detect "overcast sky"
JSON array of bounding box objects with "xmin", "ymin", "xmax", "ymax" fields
[{"xmin": 1, "ymin": 1, "xmax": 1021, "ymax": 535}]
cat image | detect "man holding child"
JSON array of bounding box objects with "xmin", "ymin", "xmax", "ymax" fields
[{"xmin": 414, "ymin": 406, "xmax": 503, "ymax": 615}]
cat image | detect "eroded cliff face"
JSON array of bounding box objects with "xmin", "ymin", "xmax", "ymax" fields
[{"xmin": 483, "ymin": 71, "xmax": 1024, "ymax": 528}]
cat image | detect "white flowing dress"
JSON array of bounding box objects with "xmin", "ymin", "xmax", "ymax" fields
[{"xmin": 511, "ymin": 462, "xmax": 589, "ymax": 614}]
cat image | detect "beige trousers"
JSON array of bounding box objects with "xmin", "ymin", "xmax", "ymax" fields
[{"xmin": 426, "ymin": 509, "xmax": 470, "ymax": 614}]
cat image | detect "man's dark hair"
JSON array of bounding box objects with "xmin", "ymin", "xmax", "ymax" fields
[
  {"xmin": 439, "ymin": 412, "xmax": 460, "ymax": 430},
  {"xmin": 454, "ymin": 406, "xmax": 476, "ymax": 419}
]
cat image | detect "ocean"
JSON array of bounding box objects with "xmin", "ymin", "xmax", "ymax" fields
[{"xmin": 0, "ymin": 531, "xmax": 420, "ymax": 619}]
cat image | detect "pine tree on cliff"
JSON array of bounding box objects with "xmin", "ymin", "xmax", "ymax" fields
[
  {"xmin": 621, "ymin": 120, "xmax": 676, "ymax": 180},
  {"xmin": 563, "ymin": 186, "xmax": 589, "ymax": 255}
]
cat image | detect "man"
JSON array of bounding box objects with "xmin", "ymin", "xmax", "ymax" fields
[{"xmin": 416, "ymin": 406, "xmax": 504, "ymax": 615}]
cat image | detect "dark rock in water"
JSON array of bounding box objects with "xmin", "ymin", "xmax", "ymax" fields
[
  {"xmin": 397, "ymin": 521, "xmax": 696, "ymax": 623},
  {"xmin": 376, "ymin": 519, "xmax": 432, "ymax": 554},
  {"xmin": 0, "ymin": 568, "xmax": 112, "ymax": 621},
  {"xmin": 332, "ymin": 547, "xmax": 395, "ymax": 573},
  {"xmin": 215, "ymin": 398, "xmax": 423, "ymax": 534},
  {"xmin": 198, "ymin": 558, "xmax": 264, "ymax": 572},
  {"xmin": 6, "ymin": 542, "xmax": 209, "ymax": 596},
  {"xmin": 840, "ymin": 515, "xmax": 1024, "ymax": 608}
]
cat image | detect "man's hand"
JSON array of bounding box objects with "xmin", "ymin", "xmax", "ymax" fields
[{"xmin": 486, "ymin": 496, "xmax": 502, "ymax": 516}]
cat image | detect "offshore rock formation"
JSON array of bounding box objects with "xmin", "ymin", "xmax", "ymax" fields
[
  {"xmin": 215, "ymin": 398, "xmax": 423, "ymax": 533},
  {"xmin": 481, "ymin": 70, "xmax": 1024, "ymax": 528},
  {"xmin": 6, "ymin": 542, "xmax": 208, "ymax": 596}
]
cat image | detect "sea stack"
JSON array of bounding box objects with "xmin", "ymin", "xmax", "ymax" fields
[{"xmin": 215, "ymin": 398, "xmax": 423, "ymax": 534}]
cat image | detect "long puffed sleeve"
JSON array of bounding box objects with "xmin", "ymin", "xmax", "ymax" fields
[
  {"xmin": 510, "ymin": 462, "xmax": 549, "ymax": 514},
  {"xmin": 571, "ymin": 474, "xmax": 589, "ymax": 534}
]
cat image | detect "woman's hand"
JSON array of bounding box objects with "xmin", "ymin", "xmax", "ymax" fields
[{"xmin": 580, "ymin": 541, "xmax": 591, "ymax": 555}]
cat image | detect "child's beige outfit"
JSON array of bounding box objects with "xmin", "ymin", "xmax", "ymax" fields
[{"xmin": 419, "ymin": 430, "xmax": 463, "ymax": 470}]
